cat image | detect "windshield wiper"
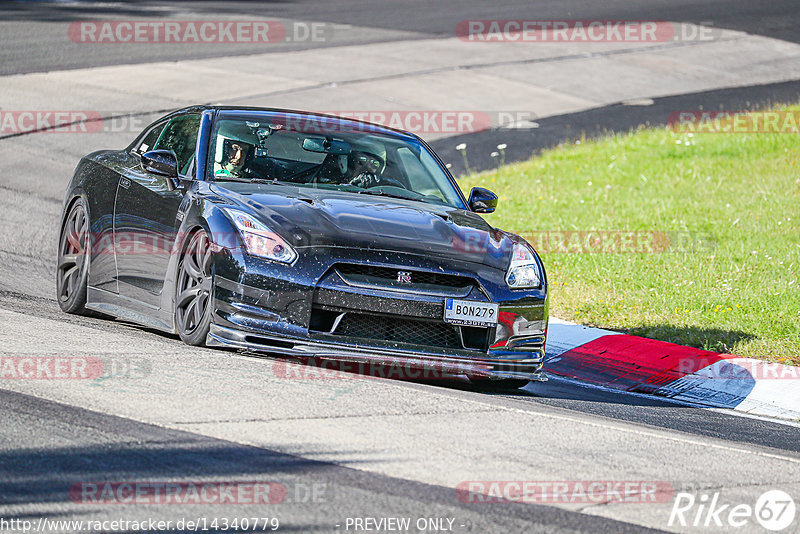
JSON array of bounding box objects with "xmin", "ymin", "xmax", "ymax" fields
[
  {"xmin": 260, "ymin": 178, "xmax": 291, "ymax": 185},
  {"xmin": 216, "ymin": 177, "xmax": 295, "ymax": 187},
  {"xmin": 357, "ymin": 188, "xmax": 425, "ymax": 201}
]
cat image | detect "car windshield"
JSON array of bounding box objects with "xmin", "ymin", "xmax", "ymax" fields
[{"xmin": 208, "ymin": 115, "xmax": 465, "ymax": 209}]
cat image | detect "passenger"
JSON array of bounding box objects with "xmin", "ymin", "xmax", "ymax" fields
[{"xmin": 215, "ymin": 141, "xmax": 250, "ymax": 178}]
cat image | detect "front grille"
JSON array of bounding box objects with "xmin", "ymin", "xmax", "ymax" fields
[
  {"xmin": 335, "ymin": 263, "xmax": 474, "ymax": 294},
  {"xmin": 333, "ymin": 312, "xmax": 462, "ymax": 349}
]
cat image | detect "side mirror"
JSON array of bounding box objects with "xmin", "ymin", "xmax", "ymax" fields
[
  {"xmin": 141, "ymin": 149, "xmax": 179, "ymax": 178},
  {"xmin": 468, "ymin": 187, "xmax": 498, "ymax": 213}
]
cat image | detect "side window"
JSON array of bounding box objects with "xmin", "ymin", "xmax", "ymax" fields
[
  {"xmin": 136, "ymin": 121, "xmax": 167, "ymax": 154},
  {"xmin": 153, "ymin": 115, "xmax": 201, "ymax": 175}
]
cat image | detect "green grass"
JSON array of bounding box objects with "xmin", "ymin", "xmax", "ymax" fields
[{"xmin": 458, "ymin": 104, "xmax": 800, "ymax": 365}]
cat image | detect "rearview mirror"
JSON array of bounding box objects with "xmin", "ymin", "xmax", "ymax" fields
[
  {"xmin": 302, "ymin": 137, "xmax": 351, "ymax": 155},
  {"xmin": 468, "ymin": 187, "xmax": 498, "ymax": 213},
  {"xmin": 141, "ymin": 149, "xmax": 179, "ymax": 178}
]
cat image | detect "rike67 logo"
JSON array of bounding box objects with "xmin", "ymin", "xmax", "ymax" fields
[{"xmin": 669, "ymin": 489, "xmax": 796, "ymax": 531}]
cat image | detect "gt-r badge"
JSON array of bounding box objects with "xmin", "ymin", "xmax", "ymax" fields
[{"xmin": 397, "ymin": 271, "xmax": 412, "ymax": 284}]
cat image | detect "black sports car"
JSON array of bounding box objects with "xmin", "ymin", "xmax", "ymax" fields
[{"xmin": 57, "ymin": 106, "xmax": 548, "ymax": 387}]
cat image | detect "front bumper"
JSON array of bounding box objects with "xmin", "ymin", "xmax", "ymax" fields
[{"xmin": 207, "ymin": 248, "xmax": 548, "ymax": 381}]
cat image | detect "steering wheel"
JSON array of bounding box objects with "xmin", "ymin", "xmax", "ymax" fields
[{"xmin": 307, "ymin": 154, "xmax": 343, "ymax": 185}]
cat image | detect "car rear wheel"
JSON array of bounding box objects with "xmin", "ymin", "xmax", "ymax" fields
[
  {"xmin": 175, "ymin": 229, "xmax": 214, "ymax": 346},
  {"xmin": 56, "ymin": 199, "xmax": 90, "ymax": 314}
]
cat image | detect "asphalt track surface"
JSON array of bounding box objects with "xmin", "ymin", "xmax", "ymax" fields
[
  {"xmin": 3, "ymin": 0, "xmax": 800, "ymax": 75},
  {"xmin": 1, "ymin": 2, "xmax": 799, "ymax": 533},
  {"xmin": 5, "ymin": 1, "xmax": 800, "ymax": 172}
]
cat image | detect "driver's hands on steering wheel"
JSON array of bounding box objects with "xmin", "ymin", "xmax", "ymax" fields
[{"xmin": 349, "ymin": 172, "xmax": 381, "ymax": 188}]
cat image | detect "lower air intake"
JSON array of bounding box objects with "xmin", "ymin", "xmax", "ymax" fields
[{"xmin": 333, "ymin": 313, "xmax": 461, "ymax": 349}]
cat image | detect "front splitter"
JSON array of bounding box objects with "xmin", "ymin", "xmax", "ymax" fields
[{"xmin": 207, "ymin": 323, "xmax": 547, "ymax": 382}]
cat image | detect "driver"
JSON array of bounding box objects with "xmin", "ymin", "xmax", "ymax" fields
[
  {"xmin": 347, "ymin": 150, "xmax": 385, "ymax": 188},
  {"xmin": 344, "ymin": 138, "xmax": 388, "ymax": 188}
]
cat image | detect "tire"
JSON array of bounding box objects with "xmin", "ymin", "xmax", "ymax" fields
[
  {"xmin": 468, "ymin": 377, "xmax": 530, "ymax": 391},
  {"xmin": 56, "ymin": 199, "xmax": 90, "ymax": 314},
  {"xmin": 175, "ymin": 229, "xmax": 214, "ymax": 346}
]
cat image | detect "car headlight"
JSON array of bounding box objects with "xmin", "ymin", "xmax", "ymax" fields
[
  {"xmin": 223, "ymin": 209, "xmax": 297, "ymax": 264},
  {"xmin": 506, "ymin": 242, "xmax": 542, "ymax": 289}
]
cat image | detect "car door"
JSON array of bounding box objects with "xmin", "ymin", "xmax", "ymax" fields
[
  {"xmin": 114, "ymin": 114, "xmax": 201, "ymax": 308},
  {"xmin": 83, "ymin": 151, "xmax": 139, "ymax": 295}
]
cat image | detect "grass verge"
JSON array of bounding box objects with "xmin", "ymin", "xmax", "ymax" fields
[{"xmin": 458, "ymin": 104, "xmax": 800, "ymax": 365}]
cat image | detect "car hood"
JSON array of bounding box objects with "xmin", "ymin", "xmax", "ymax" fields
[{"xmin": 210, "ymin": 182, "xmax": 514, "ymax": 270}]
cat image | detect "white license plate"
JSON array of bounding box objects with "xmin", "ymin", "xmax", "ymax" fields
[{"xmin": 443, "ymin": 299, "xmax": 499, "ymax": 327}]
